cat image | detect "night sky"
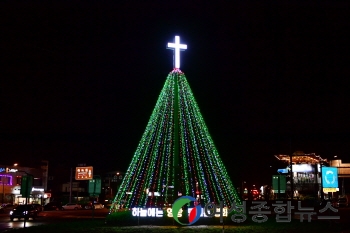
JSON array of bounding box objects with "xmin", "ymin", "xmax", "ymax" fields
[{"xmin": 2, "ymin": 2, "xmax": 350, "ymax": 186}]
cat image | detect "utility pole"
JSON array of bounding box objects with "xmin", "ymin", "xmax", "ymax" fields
[
  {"xmin": 41, "ymin": 160, "xmax": 49, "ymax": 192},
  {"xmin": 320, "ymin": 163, "xmax": 324, "ymax": 200},
  {"xmin": 1, "ymin": 176, "xmax": 4, "ymax": 204},
  {"xmin": 69, "ymin": 168, "xmax": 73, "ymax": 203},
  {"xmin": 289, "ymin": 140, "xmax": 294, "ymax": 199},
  {"xmin": 108, "ymin": 176, "xmax": 112, "ymax": 199}
]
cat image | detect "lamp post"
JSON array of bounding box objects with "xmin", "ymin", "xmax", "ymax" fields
[
  {"xmin": 241, "ymin": 181, "xmax": 246, "ymax": 199},
  {"xmin": 115, "ymin": 172, "xmax": 120, "ymax": 196},
  {"xmin": 319, "ymin": 162, "xmax": 324, "ymax": 200},
  {"xmin": 107, "ymin": 175, "xmax": 112, "ymax": 199},
  {"xmin": 13, "ymin": 163, "xmax": 18, "ymax": 204},
  {"xmin": 41, "ymin": 160, "xmax": 49, "ymax": 192},
  {"xmin": 17, "ymin": 170, "xmax": 33, "ymax": 228},
  {"xmin": 69, "ymin": 168, "xmax": 73, "ymax": 203},
  {"xmin": 1, "ymin": 176, "xmax": 4, "ymax": 204},
  {"xmin": 290, "ymin": 154, "xmax": 294, "ymax": 199},
  {"xmin": 334, "ymin": 156, "xmax": 345, "ymax": 196}
]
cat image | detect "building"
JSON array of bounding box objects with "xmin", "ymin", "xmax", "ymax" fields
[
  {"xmin": 101, "ymin": 171, "xmax": 124, "ymax": 204},
  {"xmin": 274, "ymin": 151, "xmax": 326, "ymax": 199},
  {"xmin": 46, "ymin": 168, "xmax": 125, "ymax": 205},
  {"xmin": 329, "ymin": 159, "xmax": 350, "ymax": 197},
  {"xmin": 275, "ymin": 151, "xmax": 350, "ymax": 200},
  {"xmin": 0, "ymin": 164, "xmax": 49, "ymax": 205}
]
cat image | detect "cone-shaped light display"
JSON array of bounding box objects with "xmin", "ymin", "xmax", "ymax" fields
[{"xmin": 110, "ymin": 67, "xmax": 241, "ymax": 211}]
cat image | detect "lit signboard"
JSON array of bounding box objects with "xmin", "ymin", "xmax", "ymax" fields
[
  {"xmin": 323, "ymin": 188, "xmax": 338, "ymax": 192},
  {"xmin": 131, "ymin": 207, "xmax": 228, "ymax": 218},
  {"xmin": 277, "ymin": 168, "xmax": 288, "ymax": 174},
  {"xmin": 0, "ymin": 168, "xmax": 18, "ymax": 173},
  {"xmin": 292, "ymin": 164, "xmax": 314, "ymax": 172},
  {"xmin": 272, "ymin": 175, "xmax": 286, "ymax": 193},
  {"xmin": 132, "ymin": 208, "xmax": 164, "ymax": 217},
  {"xmin": 75, "ymin": 166, "xmax": 93, "ymax": 180},
  {"xmin": 0, "ymin": 175, "xmax": 13, "ymax": 185},
  {"xmin": 322, "ymin": 167, "xmax": 338, "ymax": 188},
  {"xmin": 8, "ymin": 169, "xmax": 18, "ymax": 172},
  {"xmin": 32, "ymin": 187, "xmax": 44, "ymax": 192}
]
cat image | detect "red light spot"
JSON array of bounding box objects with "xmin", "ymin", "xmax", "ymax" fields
[{"xmin": 189, "ymin": 208, "xmax": 197, "ymax": 223}]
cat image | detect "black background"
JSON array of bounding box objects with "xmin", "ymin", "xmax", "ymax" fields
[{"xmin": 2, "ymin": 1, "xmax": 350, "ymax": 186}]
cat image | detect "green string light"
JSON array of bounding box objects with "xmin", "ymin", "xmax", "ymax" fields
[{"xmin": 110, "ymin": 70, "xmax": 241, "ymax": 212}]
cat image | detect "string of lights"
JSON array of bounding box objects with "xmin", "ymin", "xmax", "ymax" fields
[{"xmin": 110, "ymin": 69, "xmax": 241, "ymax": 211}]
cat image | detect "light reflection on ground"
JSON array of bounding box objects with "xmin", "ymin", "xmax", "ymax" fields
[
  {"xmin": 5, "ymin": 220, "xmax": 43, "ymax": 230},
  {"xmin": 120, "ymin": 225, "xmax": 230, "ymax": 229}
]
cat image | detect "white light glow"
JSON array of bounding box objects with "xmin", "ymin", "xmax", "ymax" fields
[
  {"xmin": 32, "ymin": 187, "xmax": 44, "ymax": 192},
  {"xmin": 132, "ymin": 207, "xmax": 163, "ymax": 217},
  {"xmin": 167, "ymin": 36, "xmax": 187, "ymax": 69},
  {"xmin": 147, "ymin": 191, "xmax": 161, "ymax": 196},
  {"xmin": 292, "ymin": 164, "xmax": 314, "ymax": 172}
]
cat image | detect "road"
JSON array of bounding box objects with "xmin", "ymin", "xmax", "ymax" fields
[
  {"xmin": 0, "ymin": 208, "xmax": 109, "ymax": 232},
  {"xmin": 1, "ymin": 206, "xmax": 350, "ymax": 232}
]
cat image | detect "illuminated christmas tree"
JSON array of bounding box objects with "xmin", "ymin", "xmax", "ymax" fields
[{"xmin": 110, "ymin": 36, "xmax": 240, "ymax": 211}]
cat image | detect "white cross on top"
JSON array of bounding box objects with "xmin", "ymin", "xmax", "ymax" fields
[{"xmin": 167, "ymin": 36, "xmax": 187, "ymax": 69}]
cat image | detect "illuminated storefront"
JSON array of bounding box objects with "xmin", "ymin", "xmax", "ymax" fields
[
  {"xmin": 275, "ymin": 151, "xmax": 334, "ymax": 199},
  {"xmin": 0, "ymin": 164, "xmax": 49, "ymax": 205}
]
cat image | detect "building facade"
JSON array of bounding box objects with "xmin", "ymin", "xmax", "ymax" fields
[
  {"xmin": 0, "ymin": 164, "xmax": 49, "ymax": 205},
  {"xmin": 275, "ymin": 151, "xmax": 325, "ymax": 199},
  {"xmin": 275, "ymin": 151, "xmax": 350, "ymax": 200},
  {"xmin": 329, "ymin": 159, "xmax": 350, "ymax": 197}
]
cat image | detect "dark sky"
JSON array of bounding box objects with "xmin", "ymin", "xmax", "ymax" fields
[{"xmin": 2, "ymin": 2, "xmax": 350, "ymax": 185}]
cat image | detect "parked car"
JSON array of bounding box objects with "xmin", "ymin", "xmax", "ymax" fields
[
  {"xmin": 10, "ymin": 205, "xmax": 37, "ymax": 221},
  {"xmin": 44, "ymin": 202, "xmax": 63, "ymax": 211},
  {"xmin": 62, "ymin": 203, "xmax": 82, "ymax": 210},
  {"xmin": 92, "ymin": 203, "xmax": 104, "ymax": 209},
  {"xmin": 84, "ymin": 202, "xmax": 104, "ymax": 209},
  {"xmin": 336, "ymin": 197, "xmax": 348, "ymax": 207}
]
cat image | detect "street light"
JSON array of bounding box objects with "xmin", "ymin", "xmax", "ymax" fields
[
  {"xmin": 113, "ymin": 172, "xmax": 121, "ymax": 198},
  {"xmin": 241, "ymin": 181, "xmax": 246, "ymax": 199},
  {"xmin": 108, "ymin": 175, "xmax": 112, "ymax": 198}
]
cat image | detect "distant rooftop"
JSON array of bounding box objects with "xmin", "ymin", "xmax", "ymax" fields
[{"xmin": 274, "ymin": 151, "xmax": 327, "ymax": 164}]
